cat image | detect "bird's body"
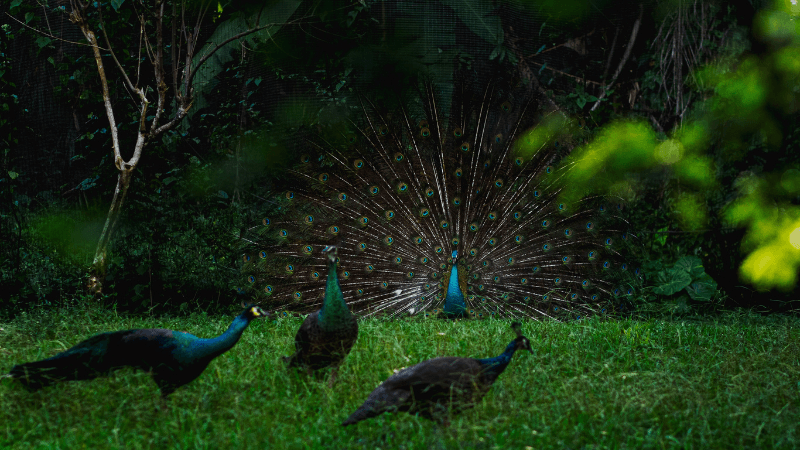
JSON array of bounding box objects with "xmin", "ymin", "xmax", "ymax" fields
[
  {"xmin": 244, "ymin": 78, "xmax": 639, "ymax": 320},
  {"xmin": 6, "ymin": 305, "xmax": 267, "ymax": 397},
  {"xmin": 342, "ymin": 322, "xmax": 532, "ymax": 425},
  {"xmin": 284, "ymin": 247, "xmax": 358, "ymax": 382}
]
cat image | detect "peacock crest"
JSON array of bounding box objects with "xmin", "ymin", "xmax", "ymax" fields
[{"xmin": 242, "ymin": 79, "xmax": 640, "ymax": 320}]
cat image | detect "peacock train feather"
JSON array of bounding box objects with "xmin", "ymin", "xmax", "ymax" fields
[
  {"xmin": 242, "ymin": 78, "xmax": 640, "ymax": 320},
  {"xmin": 342, "ymin": 321, "xmax": 533, "ymax": 426},
  {"xmin": 5, "ymin": 304, "xmax": 267, "ymax": 398}
]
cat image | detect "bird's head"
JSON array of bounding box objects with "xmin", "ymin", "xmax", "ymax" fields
[
  {"xmin": 240, "ymin": 302, "xmax": 268, "ymax": 319},
  {"xmin": 511, "ymin": 322, "xmax": 533, "ymax": 354},
  {"xmin": 323, "ymin": 245, "xmax": 339, "ymax": 262}
]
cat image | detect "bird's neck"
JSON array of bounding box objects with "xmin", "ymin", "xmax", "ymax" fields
[
  {"xmin": 318, "ymin": 259, "xmax": 352, "ymax": 330},
  {"xmin": 475, "ymin": 340, "xmax": 518, "ymax": 384},
  {"xmin": 443, "ymin": 263, "xmax": 466, "ymax": 316},
  {"xmin": 190, "ymin": 313, "xmax": 253, "ymax": 360}
]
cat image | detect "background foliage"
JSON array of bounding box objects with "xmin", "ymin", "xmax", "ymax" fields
[{"xmin": 1, "ymin": 0, "xmax": 798, "ymax": 316}]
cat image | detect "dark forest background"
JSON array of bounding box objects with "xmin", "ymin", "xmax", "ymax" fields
[{"xmin": 2, "ymin": 0, "xmax": 799, "ymax": 317}]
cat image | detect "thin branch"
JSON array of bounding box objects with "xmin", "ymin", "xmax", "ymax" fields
[
  {"xmin": 149, "ymin": 0, "xmax": 166, "ymax": 133},
  {"xmin": 140, "ymin": 10, "xmax": 157, "ymax": 64},
  {"xmin": 171, "ymin": 0, "xmax": 178, "ymax": 103},
  {"xmin": 68, "ymin": 0, "xmax": 124, "ymax": 169},
  {"xmin": 137, "ymin": 11, "xmax": 143, "ymax": 88},
  {"xmin": 97, "ymin": 6, "xmax": 140, "ymax": 103},
  {"xmin": 38, "ymin": 0, "xmax": 52, "ymax": 35},
  {"xmin": 528, "ymin": 61, "xmax": 604, "ymax": 86},
  {"xmin": 590, "ymin": 3, "xmax": 643, "ymax": 112},
  {"xmin": 601, "ymin": 26, "xmax": 619, "ymax": 85},
  {"xmin": 4, "ymin": 11, "xmax": 103, "ymax": 49}
]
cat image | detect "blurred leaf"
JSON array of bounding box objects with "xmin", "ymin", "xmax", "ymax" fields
[
  {"xmin": 654, "ymin": 270, "xmax": 692, "ymax": 296},
  {"xmin": 686, "ymin": 273, "xmax": 718, "ymax": 302}
]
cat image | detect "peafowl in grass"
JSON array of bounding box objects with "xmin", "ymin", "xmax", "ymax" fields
[
  {"xmin": 242, "ymin": 77, "xmax": 640, "ymax": 320},
  {"xmin": 283, "ymin": 245, "xmax": 358, "ymax": 384},
  {"xmin": 4, "ymin": 304, "xmax": 267, "ymax": 398},
  {"xmin": 342, "ymin": 322, "xmax": 533, "ymax": 426}
]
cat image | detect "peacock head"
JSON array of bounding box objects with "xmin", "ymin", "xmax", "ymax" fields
[
  {"xmin": 511, "ymin": 322, "xmax": 533, "ymax": 354},
  {"xmin": 323, "ymin": 245, "xmax": 339, "ymax": 262},
  {"xmin": 241, "ymin": 303, "xmax": 269, "ymax": 320}
]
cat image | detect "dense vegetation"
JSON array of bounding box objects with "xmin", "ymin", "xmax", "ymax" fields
[{"xmin": 2, "ymin": 0, "xmax": 798, "ymax": 315}]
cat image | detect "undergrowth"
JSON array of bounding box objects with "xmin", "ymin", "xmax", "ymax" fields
[{"xmin": 0, "ymin": 307, "xmax": 798, "ymax": 449}]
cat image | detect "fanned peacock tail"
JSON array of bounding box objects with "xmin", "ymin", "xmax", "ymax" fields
[{"xmin": 242, "ymin": 78, "xmax": 641, "ymax": 320}]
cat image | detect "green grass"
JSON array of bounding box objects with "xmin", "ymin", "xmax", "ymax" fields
[{"xmin": 1, "ymin": 308, "xmax": 798, "ymax": 449}]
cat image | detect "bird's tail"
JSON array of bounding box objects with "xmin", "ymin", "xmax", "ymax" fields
[
  {"xmin": 8, "ymin": 363, "xmax": 62, "ymax": 391},
  {"xmin": 341, "ymin": 399, "xmax": 397, "ymax": 426}
]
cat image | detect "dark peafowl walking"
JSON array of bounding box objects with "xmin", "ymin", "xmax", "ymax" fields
[
  {"xmin": 4, "ymin": 304, "xmax": 267, "ymax": 398},
  {"xmin": 242, "ymin": 78, "xmax": 640, "ymax": 320},
  {"xmin": 283, "ymin": 246, "xmax": 358, "ymax": 384},
  {"xmin": 342, "ymin": 322, "xmax": 532, "ymax": 426}
]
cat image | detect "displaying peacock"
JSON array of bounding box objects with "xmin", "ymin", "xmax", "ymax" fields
[
  {"xmin": 342, "ymin": 321, "xmax": 532, "ymax": 426},
  {"xmin": 242, "ymin": 77, "xmax": 640, "ymax": 320},
  {"xmin": 5, "ymin": 304, "xmax": 267, "ymax": 398},
  {"xmin": 283, "ymin": 246, "xmax": 359, "ymax": 384}
]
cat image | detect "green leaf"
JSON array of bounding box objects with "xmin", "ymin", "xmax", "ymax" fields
[
  {"xmin": 577, "ymin": 97, "xmax": 586, "ymax": 109},
  {"xmin": 36, "ymin": 36, "xmax": 52, "ymax": 49},
  {"xmin": 10, "ymin": 0, "xmax": 22, "ymax": 10},
  {"xmin": 685, "ymin": 273, "xmax": 718, "ymax": 302},
  {"xmin": 655, "ymin": 226, "xmax": 668, "ymax": 246},
  {"xmin": 674, "ymin": 256, "xmax": 705, "ymax": 278},
  {"xmin": 24, "ymin": 12, "xmax": 34, "ymax": 24},
  {"xmin": 654, "ymin": 270, "xmax": 692, "ymax": 296},
  {"xmin": 110, "ymin": 0, "xmax": 125, "ymax": 11}
]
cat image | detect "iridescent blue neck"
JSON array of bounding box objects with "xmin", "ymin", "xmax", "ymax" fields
[
  {"xmin": 475, "ymin": 340, "xmax": 517, "ymax": 381},
  {"xmin": 188, "ymin": 313, "xmax": 252, "ymax": 360},
  {"xmin": 318, "ymin": 259, "xmax": 352, "ymax": 330},
  {"xmin": 443, "ymin": 251, "xmax": 466, "ymax": 317}
]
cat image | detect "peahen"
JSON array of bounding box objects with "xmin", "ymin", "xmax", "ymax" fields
[
  {"xmin": 342, "ymin": 322, "xmax": 532, "ymax": 426},
  {"xmin": 5, "ymin": 304, "xmax": 267, "ymax": 398},
  {"xmin": 283, "ymin": 245, "xmax": 358, "ymax": 384},
  {"xmin": 243, "ymin": 78, "xmax": 640, "ymax": 320}
]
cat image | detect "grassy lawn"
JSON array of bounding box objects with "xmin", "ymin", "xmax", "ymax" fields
[{"xmin": 1, "ymin": 308, "xmax": 798, "ymax": 449}]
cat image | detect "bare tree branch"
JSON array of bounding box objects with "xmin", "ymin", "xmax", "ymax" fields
[
  {"xmin": 4, "ymin": 11, "xmax": 103, "ymax": 49},
  {"xmin": 97, "ymin": 6, "xmax": 141, "ymax": 103},
  {"xmin": 590, "ymin": 4, "xmax": 643, "ymax": 112}
]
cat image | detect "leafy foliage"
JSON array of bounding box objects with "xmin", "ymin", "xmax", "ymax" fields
[{"xmin": 2, "ymin": 0, "xmax": 800, "ymax": 315}]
